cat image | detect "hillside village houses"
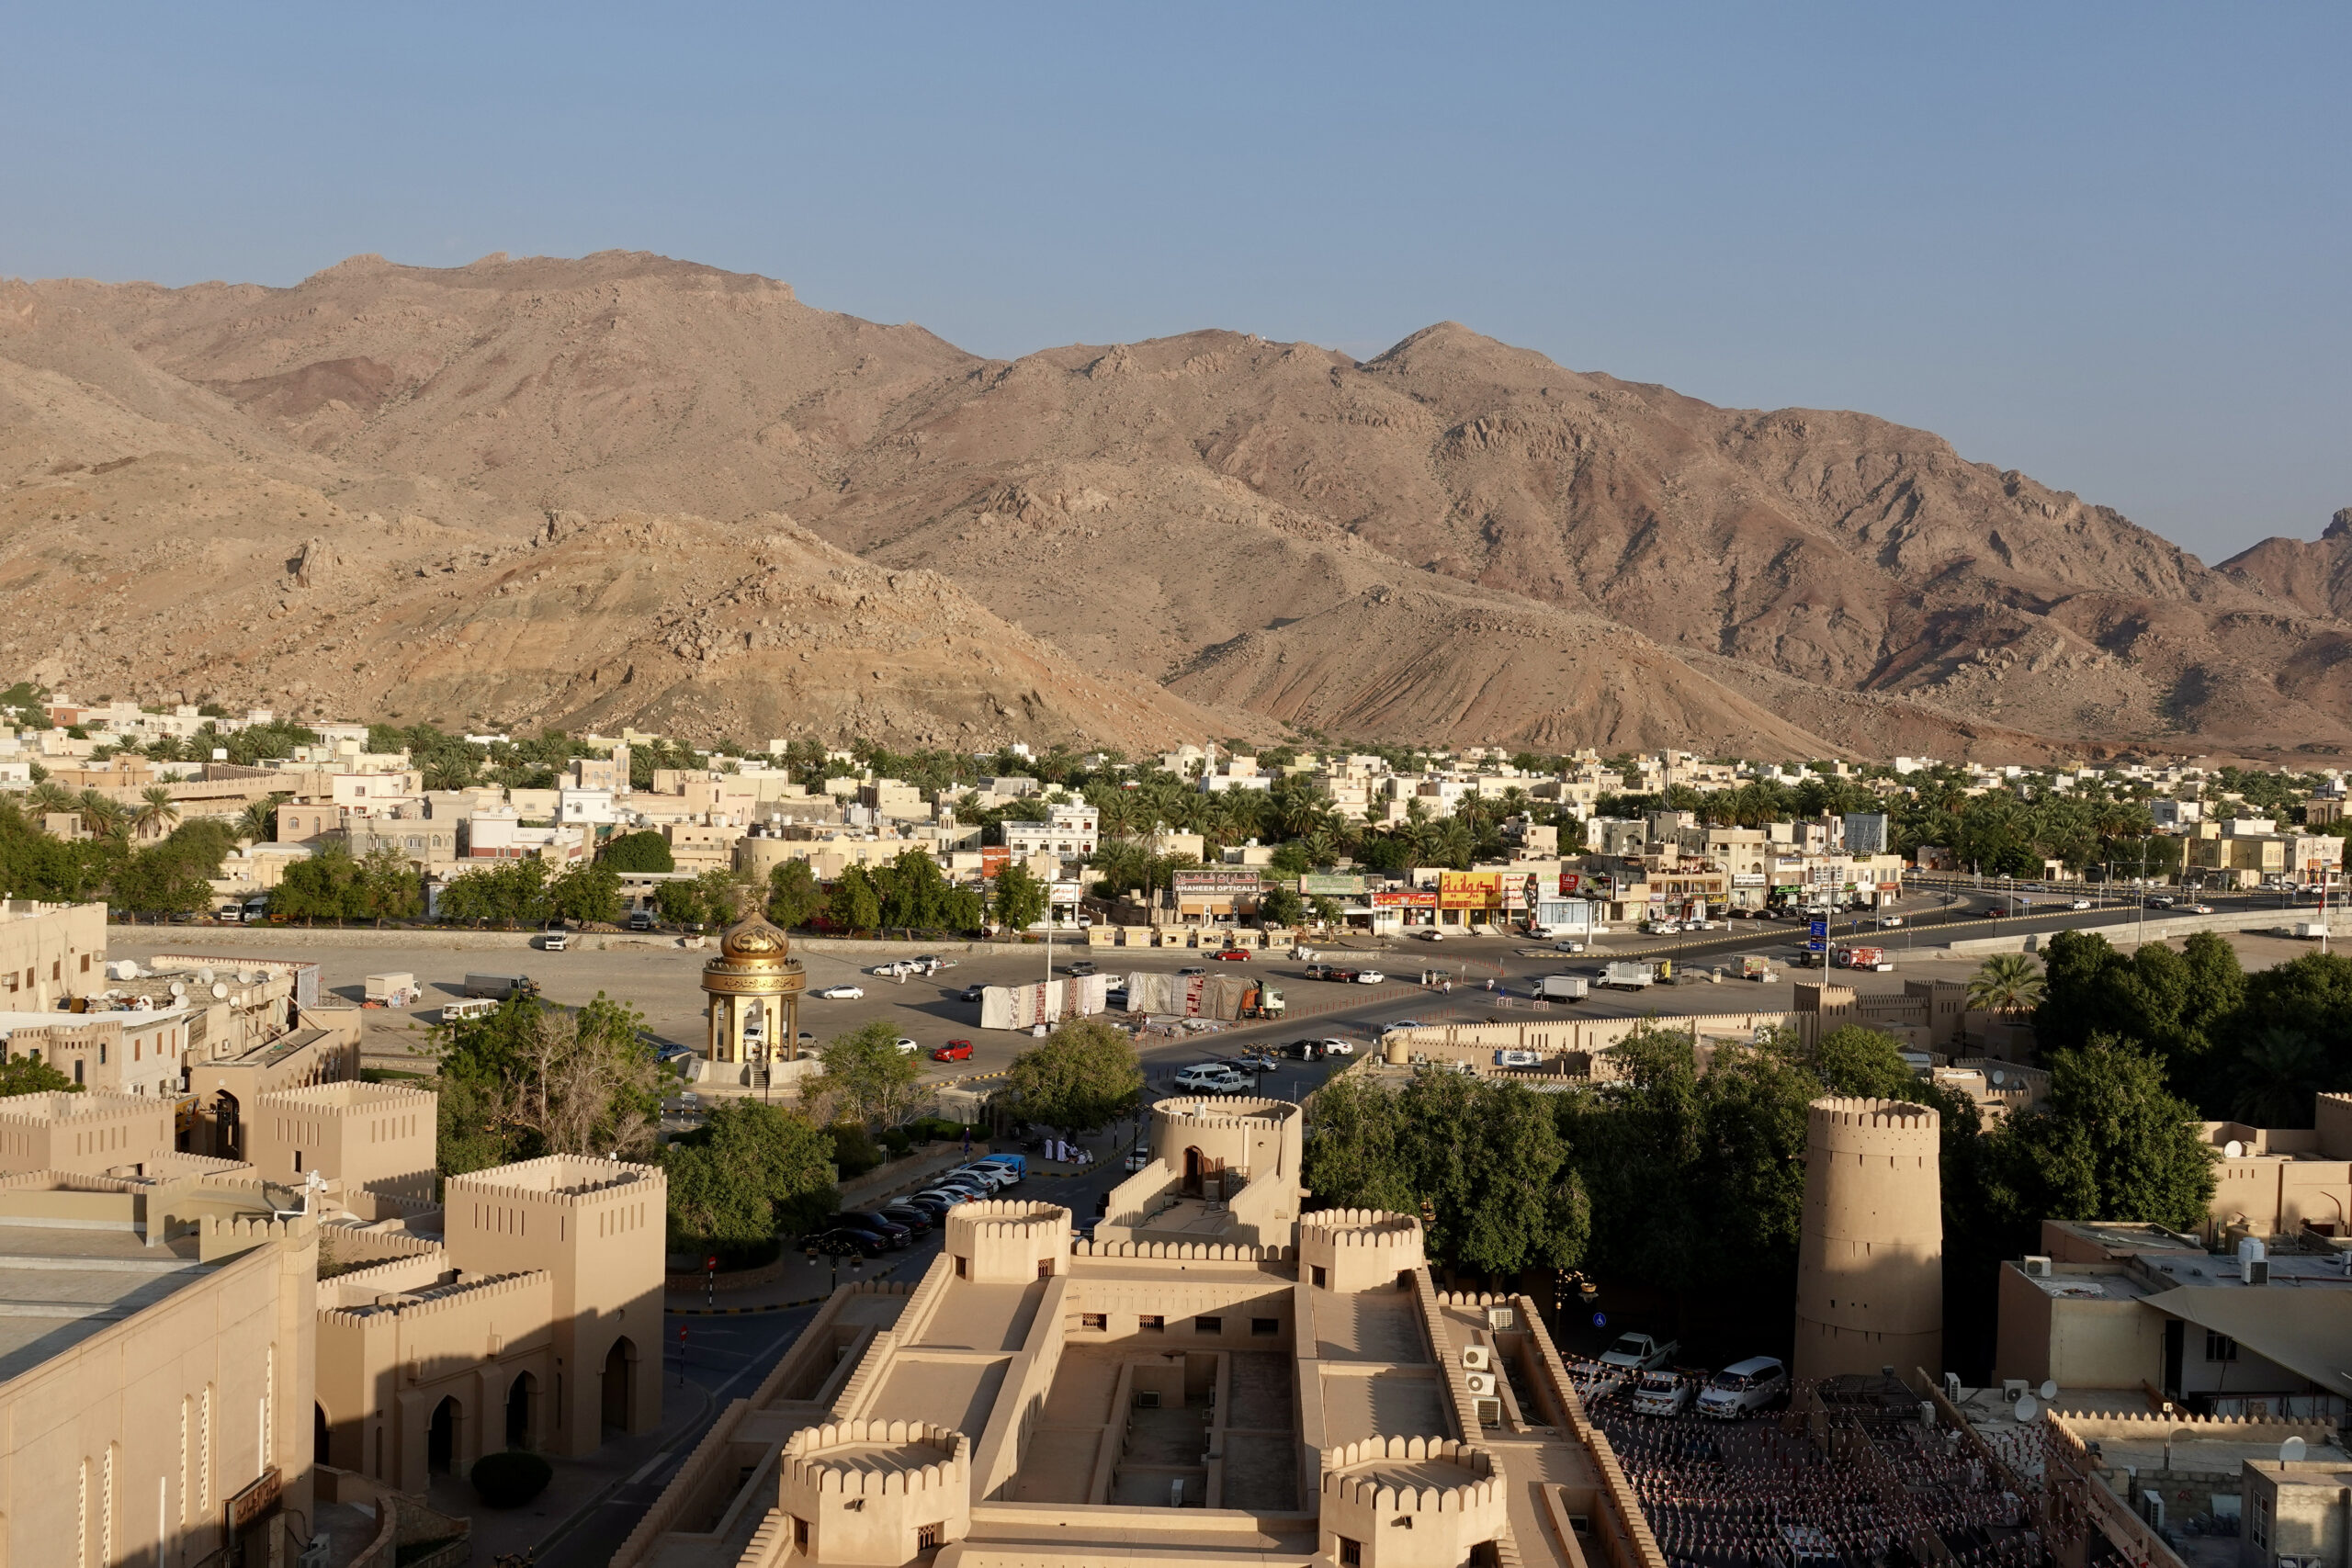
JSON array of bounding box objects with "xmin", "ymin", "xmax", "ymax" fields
[{"xmin": 6, "ymin": 698, "xmax": 2352, "ymax": 930}]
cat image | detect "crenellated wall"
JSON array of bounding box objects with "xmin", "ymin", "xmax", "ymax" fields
[
  {"xmin": 945, "ymin": 1200, "xmax": 1070, "ymax": 1285},
  {"xmin": 1298, "ymin": 1208, "xmax": 1425, "ymax": 1293},
  {"xmin": 779, "ymin": 1420, "xmax": 970, "ymax": 1566},
  {"xmin": 1317, "ymin": 1437, "xmax": 1507, "ymax": 1568}
]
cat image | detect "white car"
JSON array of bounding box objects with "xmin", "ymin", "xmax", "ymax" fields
[
  {"xmin": 1124, "ymin": 1143, "xmax": 1150, "ymax": 1173},
  {"xmin": 1876, "ymin": 915, "xmax": 1904, "ymax": 929},
  {"xmin": 2070, "ymin": 897, "xmax": 2094, "ymax": 910},
  {"xmin": 950, "ymin": 1165, "xmax": 1015, "ymax": 1191},
  {"xmin": 1554, "ymin": 941, "xmax": 1587, "ymax": 953},
  {"xmin": 1353, "ymin": 969, "xmax": 1385, "ymax": 985},
  {"xmin": 1632, "ymin": 1371, "xmax": 1693, "ymax": 1416},
  {"xmin": 1319, "ymin": 1038, "xmax": 1355, "ymax": 1056},
  {"xmin": 894, "ymin": 1037, "xmax": 919, "ymax": 1055},
  {"xmin": 1418, "ymin": 930, "xmax": 1445, "ymax": 942},
  {"xmin": 1695, "ymin": 1356, "xmax": 1788, "ymax": 1418},
  {"xmin": 815, "ymin": 985, "xmax": 865, "ymax": 1000},
  {"xmin": 1173, "ymin": 1064, "xmax": 1254, "ymax": 1094}
]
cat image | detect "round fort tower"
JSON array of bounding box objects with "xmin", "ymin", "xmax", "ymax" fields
[{"xmin": 1792, "ymin": 1095, "xmax": 1942, "ymax": 1382}]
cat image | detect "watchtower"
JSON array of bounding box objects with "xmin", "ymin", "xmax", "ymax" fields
[{"xmin": 1793, "ymin": 1096, "xmax": 1942, "ymax": 1381}]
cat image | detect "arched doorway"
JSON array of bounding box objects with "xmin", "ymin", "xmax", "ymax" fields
[
  {"xmin": 601, "ymin": 1338, "xmax": 635, "ymax": 1434},
  {"xmin": 1182, "ymin": 1145, "xmax": 1204, "ymax": 1196},
  {"xmin": 427, "ymin": 1396, "xmax": 459, "ymax": 1474},
  {"xmin": 505, "ymin": 1371, "xmax": 537, "ymax": 1450},
  {"xmin": 314, "ymin": 1404, "xmax": 332, "ymax": 1466},
  {"xmin": 212, "ymin": 1089, "xmax": 242, "ymax": 1158}
]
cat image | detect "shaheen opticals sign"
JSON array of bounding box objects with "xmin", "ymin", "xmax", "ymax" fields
[
  {"xmin": 1438, "ymin": 871, "xmax": 1504, "ymax": 910},
  {"xmin": 1170, "ymin": 869, "xmax": 1264, "ymax": 896}
]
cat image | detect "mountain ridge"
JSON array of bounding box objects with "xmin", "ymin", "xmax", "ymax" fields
[{"xmin": 6, "ymin": 249, "xmax": 2346, "ymax": 761}]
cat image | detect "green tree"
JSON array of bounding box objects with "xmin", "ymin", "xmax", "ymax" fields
[
  {"xmin": 1985, "ymin": 1037, "xmax": 2216, "ymax": 1235},
  {"xmin": 107, "ymin": 846, "xmax": 213, "ymax": 919},
  {"xmin": 828, "ymin": 864, "xmax": 882, "ymax": 933},
  {"xmin": 1259, "ymin": 886, "xmax": 1304, "ymax": 929},
  {"xmin": 600, "ymin": 829, "xmax": 675, "ymax": 873},
  {"xmin": 433, "ymin": 992, "xmax": 659, "ymax": 1169},
  {"xmin": 652, "ymin": 879, "xmax": 706, "ymax": 928},
  {"xmin": 696, "ymin": 867, "xmax": 750, "ymax": 925},
  {"xmin": 1007, "ymin": 1018, "xmax": 1142, "ymax": 1132},
  {"xmin": 804, "ymin": 1021, "xmax": 923, "ymax": 1131},
  {"xmin": 1, "ymin": 1054, "xmax": 80, "ymax": 1097},
  {"xmin": 131, "ymin": 785, "xmax": 181, "ymax": 839},
  {"xmin": 990, "ymin": 862, "xmax": 1047, "ymax": 933},
  {"xmin": 352, "ymin": 847, "xmax": 424, "ymax": 922},
  {"xmin": 766, "ymin": 859, "xmax": 824, "ymax": 929},
  {"xmin": 550, "ymin": 862, "xmax": 623, "ymax": 925},
  {"xmin": 2232, "ymin": 1027, "xmax": 2330, "ymax": 1127},
  {"xmin": 663, "ymin": 1100, "xmax": 841, "ymax": 1261}
]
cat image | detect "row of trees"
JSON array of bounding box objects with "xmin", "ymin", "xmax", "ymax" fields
[
  {"xmin": 2038, "ymin": 929, "xmax": 2352, "ymax": 1126},
  {"xmin": 0, "ymin": 798, "xmax": 241, "ymax": 917},
  {"xmin": 435, "ymin": 859, "xmax": 626, "ymax": 927},
  {"xmin": 1304, "ymin": 1021, "xmax": 2215, "ymax": 1371}
]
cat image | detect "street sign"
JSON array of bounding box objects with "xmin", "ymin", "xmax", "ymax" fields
[
  {"xmin": 1809, "ymin": 920, "xmax": 1827, "ymax": 938},
  {"xmin": 1591, "ymin": 1312, "xmax": 1609, "ymax": 1329},
  {"xmin": 1805, "ymin": 940, "xmax": 1826, "ymax": 952}
]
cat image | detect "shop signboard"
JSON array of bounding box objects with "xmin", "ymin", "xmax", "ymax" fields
[
  {"xmin": 1439, "ymin": 871, "xmax": 1503, "ymax": 910},
  {"xmin": 1300, "ymin": 873, "xmax": 1368, "ymax": 897},
  {"xmin": 1373, "ymin": 889, "xmax": 1438, "ymax": 908},
  {"xmin": 1170, "ymin": 869, "xmax": 1263, "ymax": 896}
]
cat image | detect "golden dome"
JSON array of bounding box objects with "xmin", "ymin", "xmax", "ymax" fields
[{"xmin": 719, "ymin": 913, "xmax": 792, "ymax": 964}]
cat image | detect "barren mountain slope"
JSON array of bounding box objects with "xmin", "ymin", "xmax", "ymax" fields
[
  {"xmin": 0, "ymin": 386, "xmax": 1227, "ymax": 749},
  {"xmin": 10, "ymin": 251, "xmax": 2347, "ymax": 758},
  {"xmin": 2219, "ymin": 511, "xmax": 2352, "ymax": 622}
]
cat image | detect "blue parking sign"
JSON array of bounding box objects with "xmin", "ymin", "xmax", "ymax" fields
[
  {"xmin": 1591, "ymin": 1312, "xmax": 1608, "ymax": 1329},
  {"xmin": 1809, "ymin": 919, "xmax": 1827, "ymax": 938}
]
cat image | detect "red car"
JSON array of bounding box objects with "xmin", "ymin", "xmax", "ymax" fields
[
  {"xmin": 1213, "ymin": 948, "xmax": 1250, "ymax": 962},
  {"xmin": 933, "ymin": 1040, "xmax": 974, "ymax": 1062}
]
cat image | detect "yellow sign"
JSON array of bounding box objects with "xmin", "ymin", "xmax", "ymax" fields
[{"xmin": 1438, "ymin": 872, "xmax": 1503, "ymax": 910}]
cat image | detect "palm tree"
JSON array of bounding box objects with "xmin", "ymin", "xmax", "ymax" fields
[
  {"xmin": 2233, "ymin": 1027, "xmax": 2329, "ymax": 1128},
  {"xmin": 132, "ymin": 785, "xmax": 180, "ymax": 839},
  {"xmin": 77, "ymin": 789, "xmax": 130, "ymax": 840},
  {"xmin": 26, "ymin": 779, "xmax": 75, "ymax": 817},
  {"xmin": 234, "ymin": 800, "xmax": 278, "ymax": 844},
  {"xmin": 1965, "ymin": 953, "xmax": 2046, "ymax": 1017}
]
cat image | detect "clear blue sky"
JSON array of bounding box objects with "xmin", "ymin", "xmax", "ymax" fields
[{"xmin": 5, "ymin": 3, "xmax": 2344, "ymax": 561}]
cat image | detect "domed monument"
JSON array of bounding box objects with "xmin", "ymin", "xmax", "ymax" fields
[{"xmin": 699, "ymin": 909, "xmax": 808, "ymax": 1087}]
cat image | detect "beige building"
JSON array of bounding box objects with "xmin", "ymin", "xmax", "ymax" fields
[
  {"xmin": 0, "ymin": 1168, "xmax": 321, "ymax": 1568},
  {"xmin": 0, "ymin": 897, "xmax": 107, "ymax": 1010},
  {"xmin": 612, "ymin": 1094, "xmax": 1663, "ymax": 1568}
]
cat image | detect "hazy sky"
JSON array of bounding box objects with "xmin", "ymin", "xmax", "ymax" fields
[{"xmin": 5, "ymin": 3, "xmax": 2343, "ymax": 561}]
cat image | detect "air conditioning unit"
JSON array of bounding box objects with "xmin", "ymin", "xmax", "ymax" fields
[
  {"xmin": 1134, "ymin": 1390, "xmax": 1161, "ymax": 1408},
  {"xmin": 1943, "ymin": 1371, "xmax": 1962, "ymax": 1403},
  {"xmin": 1464, "ymin": 1371, "xmax": 1498, "ymax": 1396},
  {"xmin": 1485, "ymin": 1304, "xmax": 1517, "ymax": 1330},
  {"xmin": 1475, "ymin": 1396, "xmax": 1502, "ymax": 1427},
  {"xmin": 297, "ymin": 1540, "xmax": 333, "ymax": 1568},
  {"xmin": 2245, "ymin": 1258, "xmax": 2271, "ymax": 1286},
  {"xmin": 1461, "ymin": 1344, "xmax": 1492, "ymax": 1371},
  {"xmin": 2002, "ymin": 1380, "xmax": 2029, "ymax": 1403},
  {"xmin": 2021, "ymin": 1256, "xmax": 2052, "ymax": 1278}
]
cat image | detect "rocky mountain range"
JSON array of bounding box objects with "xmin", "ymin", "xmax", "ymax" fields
[{"xmin": 3, "ymin": 249, "xmax": 2345, "ymax": 761}]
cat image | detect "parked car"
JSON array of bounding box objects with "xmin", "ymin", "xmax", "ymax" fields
[
  {"xmin": 961, "ymin": 985, "xmax": 987, "ymax": 1003},
  {"xmin": 816, "ymin": 985, "xmax": 865, "ymax": 999},
  {"xmin": 1173, "ymin": 1063, "xmax": 1255, "ymax": 1094},
  {"xmin": 911, "ymin": 1188, "xmax": 978, "ymax": 1211},
  {"xmin": 1066, "ymin": 960, "xmax": 1098, "ymax": 976},
  {"xmin": 1303, "ymin": 963, "xmax": 1332, "ymax": 979},
  {"xmin": 1599, "ymin": 1332, "xmax": 1679, "ymax": 1374},
  {"xmin": 950, "ymin": 1164, "xmax": 1015, "ymax": 1191},
  {"xmin": 1696, "ymin": 1356, "xmax": 1789, "ymax": 1418},
  {"xmin": 1353, "ymin": 969, "xmax": 1385, "ymax": 985},
  {"xmin": 893, "ymin": 1036, "xmax": 920, "ymax": 1054},
  {"xmin": 1212, "ymin": 948, "xmax": 1250, "ymax": 962},
  {"xmin": 1319, "ymin": 1038, "xmax": 1355, "ymax": 1056},
  {"xmin": 971, "ymin": 1154, "xmax": 1027, "ymax": 1182},
  {"xmin": 933, "ymin": 1039, "xmax": 975, "ymax": 1062},
  {"xmin": 876, "ymin": 1204, "xmax": 934, "ymax": 1237},
  {"xmin": 1178, "ymin": 965, "xmax": 1208, "ymax": 977},
  {"xmin": 1632, "ymin": 1371, "xmax": 1693, "ymax": 1417},
  {"xmin": 827, "ymin": 1213, "xmax": 911, "ymax": 1249},
  {"xmin": 806, "ymin": 1226, "xmax": 888, "ymax": 1258},
  {"xmin": 899, "ymin": 1191, "xmax": 959, "ymax": 1218},
  {"xmin": 1124, "ymin": 1143, "xmax": 1150, "ymax": 1173},
  {"xmin": 542, "ymin": 926, "xmax": 569, "ymax": 952}
]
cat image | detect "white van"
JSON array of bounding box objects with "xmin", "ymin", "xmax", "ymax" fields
[
  {"xmin": 1173, "ymin": 1064, "xmax": 1253, "ymax": 1094},
  {"xmin": 1695, "ymin": 1356, "xmax": 1788, "ymax": 1418}
]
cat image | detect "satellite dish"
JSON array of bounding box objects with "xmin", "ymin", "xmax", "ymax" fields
[
  {"xmin": 2283, "ymin": 1436, "xmax": 2308, "ymax": 1462},
  {"xmin": 2225, "ymin": 1140, "xmax": 2246, "ymax": 1159},
  {"xmin": 2039, "ymin": 1379, "xmax": 2059, "ymax": 1402},
  {"xmin": 197, "ymin": 968, "xmax": 214, "ymax": 985},
  {"xmin": 169, "ymin": 981, "xmax": 186, "ymax": 997},
  {"xmin": 2013, "ymin": 1394, "xmax": 2040, "ymax": 1423},
  {"xmin": 1991, "ymin": 1069, "xmax": 2006, "ymax": 1087},
  {"xmin": 209, "ymin": 982, "xmax": 228, "ymax": 998}
]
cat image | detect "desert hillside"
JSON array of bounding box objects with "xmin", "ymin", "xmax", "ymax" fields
[{"xmin": 6, "ymin": 250, "xmax": 2346, "ymax": 760}]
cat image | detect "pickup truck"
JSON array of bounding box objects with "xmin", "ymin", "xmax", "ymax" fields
[
  {"xmin": 1599, "ymin": 1332, "xmax": 1679, "ymax": 1375},
  {"xmin": 1631, "ymin": 1370, "xmax": 1694, "ymax": 1416}
]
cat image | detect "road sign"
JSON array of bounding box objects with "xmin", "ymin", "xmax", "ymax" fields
[
  {"xmin": 1805, "ymin": 940, "xmax": 1826, "ymax": 952},
  {"xmin": 1809, "ymin": 920, "xmax": 1828, "ymax": 938},
  {"xmin": 1591, "ymin": 1312, "xmax": 1608, "ymax": 1329}
]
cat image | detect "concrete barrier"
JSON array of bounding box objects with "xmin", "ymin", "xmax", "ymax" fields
[{"xmin": 1939, "ymin": 908, "xmax": 2352, "ymax": 956}]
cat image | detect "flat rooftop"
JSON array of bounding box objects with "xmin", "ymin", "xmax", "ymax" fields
[
  {"xmin": 2018, "ymin": 1269, "xmax": 2153, "ymax": 1303},
  {"xmin": 0, "ymin": 1223, "xmax": 210, "ymax": 1382}
]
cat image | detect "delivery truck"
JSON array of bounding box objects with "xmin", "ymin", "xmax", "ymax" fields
[
  {"xmin": 364, "ymin": 972, "xmax": 416, "ymax": 1006},
  {"xmin": 462, "ymin": 973, "xmax": 540, "ymax": 999},
  {"xmin": 1600, "ymin": 961, "xmax": 1654, "ymax": 991},
  {"xmin": 1536, "ymin": 975, "xmax": 1589, "ymax": 1001},
  {"xmin": 1738, "ymin": 955, "xmax": 1777, "ymax": 982}
]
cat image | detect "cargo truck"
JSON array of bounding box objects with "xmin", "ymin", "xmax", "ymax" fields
[
  {"xmin": 462, "ymin": 973, "xmax": 539, "ymax": 999},
  {"xmin": 1600, "ymin": 961, "xmax": 1654, "ymax": 991},
  {"xmin": 364, "ymin": 972, "xmax": 415, "ymax": 1006},
  {"xmin": 1536, "ymin": 975, "xmax": 1589, "ymax": 1001},
  {"xmin": 1738, "ymin": 955, "xmax": 1777, "ymax": 982}
]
